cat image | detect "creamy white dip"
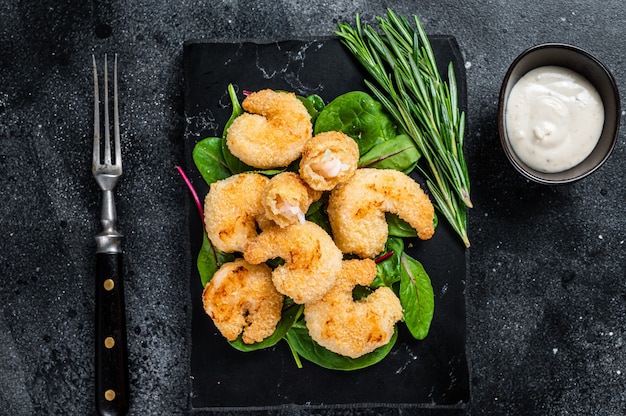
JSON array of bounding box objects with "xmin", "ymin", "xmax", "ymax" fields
[{"xmin": 505, "ymin": 66, "xmax": 604, "ymax": 173}]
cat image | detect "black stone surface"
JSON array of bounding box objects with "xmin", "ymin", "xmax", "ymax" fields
[
  {"xmin": 184, "ymin": 38, "xmax": 469, "ymax": 411},
  {"xmin": 1, "ymin": 1, "xmax": 625, "ymax": 415}
]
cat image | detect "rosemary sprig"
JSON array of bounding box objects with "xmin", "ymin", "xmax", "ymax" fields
[{"xmin": 336, "ymin": 9, "xmax": 472, "ymax": 248}]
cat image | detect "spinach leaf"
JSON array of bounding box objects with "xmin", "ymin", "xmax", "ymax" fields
[
  {"xmin": 223, "ymin": 83, "xmax": 243, "ymax": 136},
  {"xmin": 192, "ymin": 137, "xmax": 232, "ymax": 186},
  {"xmin": 352, "ymin": 285, "xmax": 373, "ymax": 301},
  {"xmin": 358, "ymin": 133, "xmax": 420, "ymax": 173},
  {"xmin": 314, "ymin": 91, "xmax": 396, "ymax": 155},
  {"xmin": 387, "ymin": 210, "xmax": 439, "ymax": 239},
  {"xmin": 306, "ymin": 94, "xmax": 325, "ymax": 113},
  {"xmin": 304, "ymin": 195, "xmax": 332, "ymax": 235},
  {"xmin": 285, "ymin": 320, "xmax": 397, "ymax": 370},
  {"xmin": 373, "ymin": 236, "xmax": 404, "ymax": 288},
  {"xmin": 387, "ymin": 213, "xmax": 418, "ymax": 238},
  {"xmin": 220, "ymin": 84, "xmax": 258, "ymax": 174},
  {"xmin": 297, "ymin": 94, "xmax": 325, "ymax": 125},
  {"xmin": 221, "ymin": 141, "xmax": 256, "ymax": 175},
  {"xmin": 399, "ymin": 253, "xmax": 435, "ymax": 340},
  {"xmin": 197, "ymin": 234, "xmax": 234, "ymax": 287},
  {"xmin": 229, "ymin": 302, "xmax": 303, "ymax": 352}
]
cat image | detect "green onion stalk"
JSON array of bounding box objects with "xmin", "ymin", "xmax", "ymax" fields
[{"xmin": 336, "ymin": 9, "xmax": 472, "ymax": 248}]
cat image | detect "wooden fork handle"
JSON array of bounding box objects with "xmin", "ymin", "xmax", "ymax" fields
[{"xmin": 95, "ymin": 252, "xmax": 129, "ymax": 416}]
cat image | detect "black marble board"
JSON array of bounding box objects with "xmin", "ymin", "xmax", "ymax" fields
[{"xmin": 182, "ymin": 37, "xmax": 470, "ymax": 411}]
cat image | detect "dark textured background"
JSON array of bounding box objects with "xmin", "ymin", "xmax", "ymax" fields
[{"xmin": 1, "ymin": 1, "xmax": 625, "ymax": 415}]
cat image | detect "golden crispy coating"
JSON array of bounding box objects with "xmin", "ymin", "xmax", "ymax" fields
[
  {"xmin": 304, "ymin": 259, "xmax": 403, "ymax": 358},
  {"xmin": 299, "ymin": 131, "xmax": 359, "ymax": 191},
  {"xmin": 225, "ymin": 89, "xmax": 312, "ymax": 169},
  {"xmin": 243, "ymin": 221, "xmax": 343, "ymax": 304},
  {"xmin": 202, "ymin": 258, "xmax": 284, "ymax": 344},
  {"xmin": 204, "ymin": 173, "xmax": 269, "ymax": 253},
  {"xmin": 262, "ymin": 172, "xmax": 322, "ymax": 228},
  {"xmin": 327, "ymin": 168, "xmax": 435, "ymax": 258}
]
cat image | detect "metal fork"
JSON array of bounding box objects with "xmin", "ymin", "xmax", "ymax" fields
[{"xmin": 92, "ymin": 54, "xmax": 129, "ymax": 416}]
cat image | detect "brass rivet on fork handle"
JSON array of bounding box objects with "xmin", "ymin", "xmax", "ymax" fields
[{"xmin": 92, "ymin": 54, "xmax": 130, "ymax": 416}]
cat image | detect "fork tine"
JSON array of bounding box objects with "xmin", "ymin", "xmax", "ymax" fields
[
  {"xmin": 93, "ymin": 55, "xmax": 100, "ymax": 169},
  {"xmin": 103, "ymin": 54, "xmax": 111, "ymax": 166},
  {"xmin": 92, "ymin": 54, "xmax": 122, "ymax": 170},
  {"xmin": 113, "ymin": 54, "xmax": 121, "ymax": 170}
]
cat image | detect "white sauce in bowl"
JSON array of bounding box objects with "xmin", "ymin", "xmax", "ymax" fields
[{"xmin": 505, "ymin": 66, "xmax": 604, "ymax": 173}]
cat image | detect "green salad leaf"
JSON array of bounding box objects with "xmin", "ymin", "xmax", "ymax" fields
[
  {"xmin": 304, "ymin": 195, "xmax": 332, "ymax": 235},
  {"xmin": 399, "ymin": 253, "xmax": 435, "ymax": 340},
  {"xmin": 373, "ymin": 236, "xmax": 404, "ymax": 288},
  {"xmin": 359, "ymin": 133, "xmax": 420, "ymax": 173},
  {"xmin": 285, "ymin": 320, "xmax": 398, "ymax": 370},
  {"xmin": 314, "ymin": 91, "xmax": 397, "ymax": 155},
  {"xmin": 197, "ymin": 234, "xmax": 234, "ymax": 287},
  {"xmin": 229, "ymin": 302, "xmax": 303, "ymax": 352},
  {"xmin": 223, "ymin": 83, "xmax": 244, "ymax": 134},
  {"xmin": 192, "ymin": 137, "xmax": 231, "ymax": 186},
  {"xmin": 386, "ymin": 213, "xmax": 418, "ymax": 238},
  {"xmin": 297, "ymin": 94, "xmax": 325, "ymax": 125}
]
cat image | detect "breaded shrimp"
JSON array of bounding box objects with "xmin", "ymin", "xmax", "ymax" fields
[
  {"xmin": 304, "ymin": 259, "xmax": 403, "ymax": 358},
  {"xmin": 327, "ymin": 168, "xmax": 435, "ymax": 258},
  {"xmin": 226, "ymin": 89, "xmax": 313, "ymax": 169},
  {"xmin": 243, "ymin": 221, "xmax": 343, "ymax": 304},
  {"xmin": 299, "ymin": 131, "xmax": 360, "ymax": 191},
  {"xmin": 204, "ymin": 173, "xmax": 269, "ymax": 253},
  {"xmin": 262, "ymin": 172, "xmax": 322, "ymax": 228},
  {"xmin": 202, "ymin": 258, "xmax": 284, "ymax": 344}
]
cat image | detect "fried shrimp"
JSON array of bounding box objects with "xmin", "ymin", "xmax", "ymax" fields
[
  {"xmin": 262, "ymin": 172, "xmax": 322, "ymax": 228},
  {"xmin": 204, "ymin": 173, "xmax": 269, "ymax": 253},
  {"xmin": 202, "ymin": 258, "xmax": 284, "ymax": 344},
  {"xmin": 243, "ymin": 221, "xmax": 343, "ymax": 304},
  {"xmin": 304, "ymin": 259, "xmax": 403, "ymax": 358},
  {"xmin": 299, "ymin": 131, "xmax": 359, "ymax": 191},
  {"xmin": 226, "ymin": 89, "xmax": 313, "ymax": 169},
  {"xmin": 327, "ymin": 168, "xmax": 435, "ymax": 258}
]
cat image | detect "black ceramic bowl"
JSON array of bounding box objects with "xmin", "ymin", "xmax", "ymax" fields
[{"xmin": 498, "ymin": 43, "xmax": 620, "ymax": 184}]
